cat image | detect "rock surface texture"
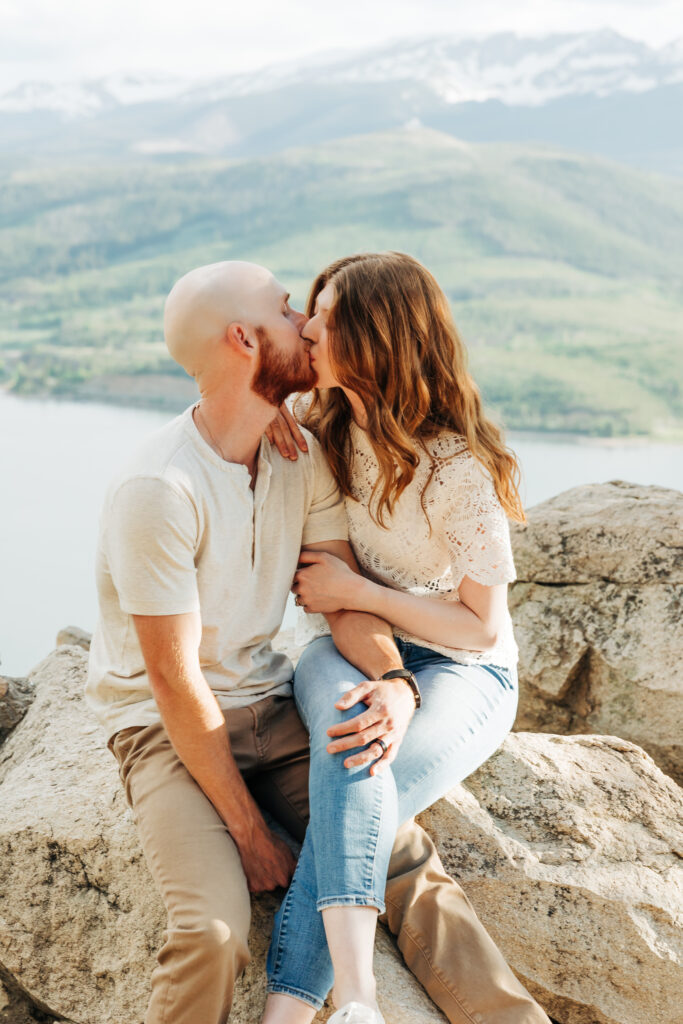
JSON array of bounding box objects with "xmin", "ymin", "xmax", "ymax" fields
[
  {"xmin": 0, "ymin": 646, "xmax": 446, "ymax": 1024},
  {"xmin": 56, "ymin": 625, "xmax": 92, "ymax": 651},
  {"xmin": 0, "ymin": 675, "xmax": 33, "ymax": 743},
  {"xmin": 2, "ymin": 481, "xmax": 682, "ymax": 1024},
  {"xmin": 509, "ymin": 481, "xmax": 683, "ymax": 783},
  {"xmin": 419, "ymin": 732, "xmax": 683, "ymax": 1024},
  {"xmin": 2, "ymin": 646, "xmax": 682, "ymax": 1024}
]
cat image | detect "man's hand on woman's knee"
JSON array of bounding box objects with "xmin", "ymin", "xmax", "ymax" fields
[{"xmin": 325, "ymin": 678, "xmax": 416, "ymax": 775}]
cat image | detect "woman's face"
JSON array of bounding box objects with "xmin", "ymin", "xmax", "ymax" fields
[{"xmin": 302, "ymin": 282, "xmax": 340, "ymax": 389}]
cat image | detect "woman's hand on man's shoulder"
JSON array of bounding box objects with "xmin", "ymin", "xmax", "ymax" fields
[{"xmin": 265, "ymin": 403, "xmax": 309, "ymax": 460}]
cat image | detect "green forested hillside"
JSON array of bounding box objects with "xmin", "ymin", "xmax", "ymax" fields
[{"xmin": 1, "ymin": 128, "xmax": 682, "ymax": 436}]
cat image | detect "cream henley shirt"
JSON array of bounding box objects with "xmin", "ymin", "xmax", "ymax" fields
[{"xmin": 86, "ymin": 404, "xmax": 348, "ymax": 740}]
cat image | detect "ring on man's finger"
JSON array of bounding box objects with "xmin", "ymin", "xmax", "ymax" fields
[
  {"xmin": 375, "ymin": 738, "xmax": 388, "ymax": 756},
  {"xmin": 294, "ymin": 595, "xmax": 302, "ymax": 607}
]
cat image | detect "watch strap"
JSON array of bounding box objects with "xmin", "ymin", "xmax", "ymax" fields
[{"xmin": 381, "ymin": 668, "xmax": 422, "ymax": 709}]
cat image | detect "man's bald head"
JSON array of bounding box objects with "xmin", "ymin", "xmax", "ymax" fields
[{"xmin": 164, "ymin": 261, "xmax": 278, "ymax": 379}]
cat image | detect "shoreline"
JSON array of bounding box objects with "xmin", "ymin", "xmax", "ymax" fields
[{"xmin": 2, "ymin": 384, "xmax": 682, "ymax": 447}]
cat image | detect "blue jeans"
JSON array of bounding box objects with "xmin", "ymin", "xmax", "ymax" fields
[{"xmin": 266, "ymin": 635, "xmax": 518, "ymax": 1010}]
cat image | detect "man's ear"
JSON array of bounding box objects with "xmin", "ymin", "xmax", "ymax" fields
[{"xmin": 225, "ymin": 322, "xmax": 256, "ymax": 357}]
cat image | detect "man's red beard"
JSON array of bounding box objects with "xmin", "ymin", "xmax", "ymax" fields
[{"xmin": 251, "ymin": 326, "xmax": 317, "ymax": 408}]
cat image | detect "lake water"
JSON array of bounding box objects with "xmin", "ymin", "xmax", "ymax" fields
[{"xmin": 2, "ymin": 391, "xmax": 682, "ymax": 678}]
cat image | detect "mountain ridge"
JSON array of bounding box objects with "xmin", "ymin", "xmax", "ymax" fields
[
  {"xmin": 3, "ymin": 29, "xmax": 681, "ymax": 118},
  {"xmin": 2, "ymin": 29, "xmax": 681, "ymax": 175}
]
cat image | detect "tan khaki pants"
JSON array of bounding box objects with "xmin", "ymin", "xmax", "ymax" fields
[{"xmin": 111, "ymin": 695, "xmax": 549, "ymax": 1024}]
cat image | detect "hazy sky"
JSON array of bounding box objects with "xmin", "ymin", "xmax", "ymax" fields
[{"xmin": 1, "ymin": 0, "xmax": 681, "ymax": 92}]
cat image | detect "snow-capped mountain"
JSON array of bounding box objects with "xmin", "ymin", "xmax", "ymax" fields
[
  {"xmin": 2, "ymin": 30, "xmax": 681, "ymax": 118},
  {"xmin": 1, "ymin": 30, "xmax": 682, "ymax": 175},
  {"xmin": 192, "ymin": 29, "xmax": 683, "ymax": 106},
  {"xmin": 0, "ymin": 73, "xmax": 194, "ymax": 119}
]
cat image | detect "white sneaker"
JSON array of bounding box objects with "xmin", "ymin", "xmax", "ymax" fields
[{"xmin": 328, "ymin": 1001, "xmax": 385, "ymax": 1024}]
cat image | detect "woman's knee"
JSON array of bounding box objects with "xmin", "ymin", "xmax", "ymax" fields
[
  {"xmin": 294, "ymin": 638, "xmax": 364, "ymax": 727},
  {"xmin": 295, "ymin": 637, "xmax": 348, "ymax": 687}
]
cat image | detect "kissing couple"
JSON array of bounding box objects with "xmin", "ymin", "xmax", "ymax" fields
[{"xmin": 87, "ymin": 252, "xmax": 549, "ymax": 1024}]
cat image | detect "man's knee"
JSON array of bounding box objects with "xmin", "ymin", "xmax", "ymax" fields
[
  {"xmin": 148, "ymin": 916, "xmax": 251, "ymax": 1022},
  {"xmin": 169, "ymin": 915, "xmax": 250, "ymax": 975},
  {"xmin": 201, "ymin": 916, "xmax": 250, "ymax": 967}
]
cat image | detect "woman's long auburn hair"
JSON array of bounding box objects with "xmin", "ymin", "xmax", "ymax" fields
[{"xmin": 297, "ymin": 252, "xmax": 525, "ymax": 525}]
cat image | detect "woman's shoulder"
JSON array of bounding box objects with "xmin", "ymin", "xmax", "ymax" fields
[
  {"xmin": 421, "ymin": 428, "xmax": 470, "ymax": 464},
  {"xmin": 422, "ymin": 429, "xmax": 501, "ymax": 505},
  {"xmin": 290, "ymin": 391, "xmax": 314, "ymax": 420}
]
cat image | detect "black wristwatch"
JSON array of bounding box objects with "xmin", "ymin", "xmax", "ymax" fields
[{"xmin": 381, "ymin": 668, "xmax": 422, "ymax": 709}]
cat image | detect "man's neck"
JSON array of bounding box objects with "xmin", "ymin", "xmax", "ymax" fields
[{"xmin": 194, "ymin": 388, "xmax": 276, "ymax": 479}]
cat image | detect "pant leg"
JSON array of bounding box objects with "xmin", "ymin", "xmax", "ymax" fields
[
  {"xmin": 246, "ymin": 694, "xmax": 311, "ymax": 844},
  {"xmin": 268, "ymin": 638, "xmax": 550, "ymax": 1023},
  {"xmin": 293, "ymin": 637, "xmax": 399, "ymax": 912},
  {"xmin": 392, "ymin": 658, "xmax": 518, "ymax": 825},
  {"xmin": 266, "ymin": 828, "xmax": 335, "ymax": 1010},
  {"xmin": 293, "ymin": 642, "xmax": 518, "ymax": 916},
  {"xmin": 382, "ymin": 657, "xmax": 550, "ymax": 1022},
  {"xmin": 110, "ymin": 721, "xmax": 252, "ymax": 1024},
  {"xmin": 384, "ymin": 821, "xmax": 550, "ymax": 1024},
  {"xmin": 266, "ymin": 640, "xmax": 384, "ymax": 1009}
]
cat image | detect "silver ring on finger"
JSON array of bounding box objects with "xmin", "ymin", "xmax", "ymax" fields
[
  {"xmin": 294, "ymin": 595, "xmax": 302, "ymax": 607},
  {"xmin": 376, "ymin": 738, "xmax": 388, "ymax": 756}
]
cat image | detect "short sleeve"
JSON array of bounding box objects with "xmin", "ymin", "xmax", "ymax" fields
[
  {"xmin": 288, "ymin": 391, "xmax": 313, "ymax": 418},
  {"xmin": 106, "ymin": 477, "xmax": 201, "ymax": 616},
  {"xmin": 301, "ymin": 436, "xmax": 349, "ymax": 546},
  {"xmin": 441, "ymin": 455, "xmax": 516, "ymax": 587}
]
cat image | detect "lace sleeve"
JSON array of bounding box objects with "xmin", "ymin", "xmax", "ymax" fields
[
  {"xmin": 289, "ymin": 391, "xmax": 313, "ymax": 420},
  {"xmin": 439, "ymin": 453, "xmax": 516, "ymax": 587}
]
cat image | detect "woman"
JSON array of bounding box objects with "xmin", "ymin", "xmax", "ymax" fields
[{"xmin": 262, "ymin": 252, "xmax": 525, "ymax": 1024}]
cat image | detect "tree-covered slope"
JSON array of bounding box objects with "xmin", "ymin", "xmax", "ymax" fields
[{"xmin": 1, "ymin": 128, "xmax": 681, "ymax": 436}]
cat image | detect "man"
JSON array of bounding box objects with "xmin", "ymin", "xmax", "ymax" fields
[{"xmin": 86, "ymin": 260, "xmax": 549, "ymax": 1023}]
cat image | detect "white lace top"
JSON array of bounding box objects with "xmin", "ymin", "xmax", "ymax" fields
[{"xmin": 296, "ymin": 419, "xmax": 518, "ymax": 668}]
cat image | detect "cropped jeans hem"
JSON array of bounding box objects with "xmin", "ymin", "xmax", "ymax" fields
[
  {"xmin": 266, "ymin": 635, "xmax": 518, "ymax": 1006},
  {"xmin": 316, "ymin": 894, "xmax": 386, "ymax": 914},
  {"xmin": 265, "ymin": 982, "xmax": 324, "ymax": 1011}
]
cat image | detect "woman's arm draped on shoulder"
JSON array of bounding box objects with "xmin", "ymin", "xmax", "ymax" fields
[
  {"xmin": 265, "ymin": 402, "xmax": 309, "ymax": 460},
  {"xmin": 265, "ymin": 392, "xmax": 313, "ymax": 460}
]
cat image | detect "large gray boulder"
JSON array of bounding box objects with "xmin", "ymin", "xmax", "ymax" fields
[
  {"xmin": 2, "ymin": 646, "xmax": 682, "ymax": 1024},
  {"xmin": 511, "ymin": 480, "xmax": 680, "ymax": 584},
  {"xmin": 509, "ymin": 482, "xmax": 683, "ymax": 783},
  {"xmin": 418, "ymin": 732, "xmax": 683, "ymax": 1024},
  {"xmin": 0, "ymin": 646, "xmax": 445, "ymax": 1024}
]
